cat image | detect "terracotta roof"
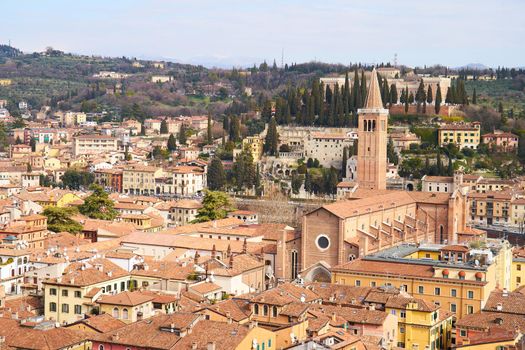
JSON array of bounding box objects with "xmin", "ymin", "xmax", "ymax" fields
[
  {"xmin": 309, "ymin": 304, "xmax": 388, "ymax": 325},
  {"xmin": 131, "ymin": 261, "xmax": 195, "ymax": 281},
  {"xmin": 384, "ymin": 295, "xmax": 438, "ymax": 312},
  {"xmin": 307, "ymin": 282, "xmax": 372, "ymax": 305},
  {"xmin": 97, "ymin": 291, "xmax": 155, "ymax": 306},
  {"xmin": 441, "ymin": 244, "xmax": 469, "ymax": 252},
  {"xmin": 91, "ymin": 313, "xmax": 199, "ymax": 349},
  {"xmin": 422, "ymin": 176, "xmax": 454, "ymax": 183},
  {"xmin": 483, "ymin": 289, "xmax": 525, "ymax": 315},
  {"xmin": 207, "ymin": 254, "xmax": 264, "ymax": 277},
  {"xmin": 78, "ymin": 313, "xmax": 126, "ymax": 333},
  {"xmin": 332, "ymin": 259, "xmax": 435, "ymax": 279},
  {"xmin": 199, "ymin": 299, "xmax": 252, "ymax": 322},
  {"xmin": 189, "ymin": 282, "xmax": 222, "ymax": 295},
  {"xmin": 0, "ymin": 318, "xmax": 89, "ymax": 350},
  {"xmin": 456, "ymin": 311, "xmax": 525, "ymax": 331},
  {"xmin": 174, "ymin": 320, "xmax": 254, "ymax": 350},
  {"xmin": 280, "ymin": 302, "xmax": 310, "ymax": 317},
  {"xmin": 45, "ymin": 258, "xmax": 128, "ymax": 287}
]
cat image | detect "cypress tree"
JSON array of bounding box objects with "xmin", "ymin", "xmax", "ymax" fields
[
  {"xmin": 435, "ymin": 84, "xmax": 442, "ymax": 114},
  {"xmin": 382, "ymin": 81, "xmax": 390, "ymax": 108},
  {"xmin": 342, "ymin": 147, "xmax": 348, "ymax": 175},
  {"xmin": 167, "ymin": 133, "xmax": 177, "ymax": 151},
  {"xmin": 352, "ymin": 69, "xmax": 360, "ymax": 111},
  {"xmin": 436, "ymin": 148, "xmax": 443, "ymax": 175},
  {"xmin": 445, "ymin": 87, "xmax": 452, "ymax": 104},
  {"xmin": 160, "ymin": 119, "xmax": 168, "ymax": 134},
  {"xmin": 207, "ymin": 157, "xmax": 226, "ymax": 190},
  {"xmin": 178, "ymin": 124, "xmax": 187, "ymax": 145},
  {"xmin": 427, "ymin": 85, "xmax": 433, "ymax": 104},
  {"xmin": 404, "ymin": 88, "xmax": 409, "ymax": 114},
  {"xmin": 447, "ymin": 156, "xmax": 454, "ymax": 176},
  {"xmin": 264, "ymin": 117, "xmax": 279, "ymax": 156},
  {"xmin": 390, "ymin": 84, "xmax": 398, "ymax": 105},
  {"xmin": 360, "ymin": 70, "xmax": 367, "ymax": 107},
  {"xmin": 255, "ymin": 164, "xmax": 262, "ymax": 197},
  {"xmin": 408, "ymin": 91, "xmax": 415, "ymax": 104},
  {"xmin": 472, "ymin": 88, "xmax": 477, "ymax": 105},
  {"xmin": 207, "ymin": 113, "xmax": 213, "ymax": 144},
  {"xmin": 223, "ymin": 115, "xmax": 230, "ymax": 132},
  {"xmin": 304, "ymin": 169, "xmax": 312, "ymax": 194},
  {"xmin": 498, "ymin": 102, "xmax": 504, "ymax": 115}
]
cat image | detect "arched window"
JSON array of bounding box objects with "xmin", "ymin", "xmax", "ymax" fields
[
  {"xmin": 263, "ymin": 305, "xmax": 269, "ymax": 316},
  {"xmin": 254, "ymin": 304, "xmax": 259, "ymax": 315},
  {"xmin": 291, "ymin": 250, "xmax": 298, "ymax": 280},
  {"xmin": 112, "ymin": 307, "xmax": 119, "ymax": 319},
  {"xmin": 372, "ymin": 120, "xmax": 376, "ymax": 131},
  {"xmin": 99, "ymin": 345, "xmax": 105, "ymax": 350},
  {"xmin": 122, "ymin": 308, "xmax": 129, "ymax": 319},
  {"xmin": 272, "ymin": 306, "xmax": 278, "ymax": 317}
]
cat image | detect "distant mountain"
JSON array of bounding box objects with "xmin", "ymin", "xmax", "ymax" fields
[{"xmin": 455, "ymin": 63, "xmax": 490, "ymax": 70}]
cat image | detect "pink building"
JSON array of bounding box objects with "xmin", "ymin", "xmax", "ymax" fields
[{"xmin": 482, "ymin": 130, "xmax": 519, "ymax": 152}]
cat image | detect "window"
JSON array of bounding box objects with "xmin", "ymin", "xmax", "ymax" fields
[
  {"xmin": 518, "ymin": 264, "xmax": 522, "ymax": 271},
  {"xmin": 62, "ymin": 304, "xmax": 69, "ymax": 313},
  {"xmin": 268, "ymin": 339, "xmax": 272, "ymax": 348},
  {"xmin": 370, "ymin": 281, "xmax": 376, "ymax": 287},
  {"xmin": 316, "ymin": 235, "xmax": 330, "ymax": 250},
  {"xmin": 467, "ymin": 291, "xmax": 474, "ymax": 299},
  {"xmin": 263, "ymin": 305, "xmax": 269, "ymax": 316},
  {"xmin": 450, "ymin": 304, "xmax": 457, "ymax": 313},
  {"xmin": 61, "ymin": 289, "xmax": 68, "ymax": 297},
  {"xmin": 434, "ymin": 287, "xmax": 441, "ymax": 296},
  {"xmin": 99, "ymin": 345, "xmax": 105, "ymax": 350},
  {"xmin": 74, "ymin": 305, "xmax": 82, "ymax": 314},
  {"xmin": 467, "ymin": 305, "xmax": 474, "ymax": 314},
  {"xmin": 400, "ymin": 311, "xmax": 406, "ymax": 318},
  {"xmin": 460, "ymin": 330, "xmax": 467, "ymax": 337},
  {"xmin": 74, "ymin": 291, "xmax": 81, "ymax": 298},
  {"xmin": 254, "ymin": 304, "xmax": 259, "ymax": 315},
  {"xmin": 50, "ymin": 288, "xmax": 57, "ymax": 296},
  {"xmin": 517, "ymin": 277, "xmax": 521, "ymax": 284},
  {"xmin": 272, "ymin": 306, "xmax": 278, "ymax": 317},
  {"xmin": 391, "ymin": 310, "xmax": 396, "ymax": 315},
  {"xmin": 113, "ymin": 307, "xmax": 119, "ymax": 318},
  {"xmin": 49, "ymin": 302, "xmax": 57, "ymax": 312},
  {"xmin": 451, "ymin": 289, "xmax": 457, "ymax": 297},
  {"xmin": 355, "ymin": 280, "xmax": 361, "ymax": 287},
  {"xmin": 400, "ymin": 326, "xmax": 405, "ymax": 334},
  {"xmin": 418, "ymin": 286, "xmax": 424, "ymax": 294},
  {"xmin": 123, "ymin": 308, "xmax": 129, "ymax": 319}
]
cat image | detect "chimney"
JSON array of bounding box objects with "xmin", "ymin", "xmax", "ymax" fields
[
  {"xmin": 242, "ymin": 238, "xmax": 247, "ymax": 254},
  {"xmin": 107, "ymin": 271, "xmax": 113, "ymax": 277},
  {"xmin": 229, "ymin": 254, "xmax": 234, "ymax": 269},
  {"xmin": 191, "ymin": 342, "xmax": 198, "ymax": 350},
  {"xmin": 331, "ymin": 312, "xmax": 337, "ymax": 322},
  {"xmin": 112, "ymin": 333, "xmax": 120, "ymax": 341},
  {"xmin": 496, "ymin": 303, "xmax": 503, "ymax": 311},
  {"xmin": 207, "ymin": 342, "xmax": 216, "ymax": 350},
  {"xmin": 502, "ymin": 288, "xmax": 509, "ymax": 297},
  {"xmin": 95, "ymin": 264, "xmax": 103, "ymax": 272},
  {"xmin": 226, "ymin": 311, "xmax": 232, "ymax": 324}
]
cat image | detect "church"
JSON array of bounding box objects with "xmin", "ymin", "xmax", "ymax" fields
[{"xmin": 300, "ymin": 69, "xmax": 475, "ymax": 282}]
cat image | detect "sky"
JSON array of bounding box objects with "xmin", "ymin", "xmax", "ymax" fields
[{"xmin": 2, "ymin": 0, "xmax": 524, "ymax": 68}]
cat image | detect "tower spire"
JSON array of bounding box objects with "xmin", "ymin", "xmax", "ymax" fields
[{"xmin": 364, "ymin": 68, "xmax": 383, "ymax": 109}]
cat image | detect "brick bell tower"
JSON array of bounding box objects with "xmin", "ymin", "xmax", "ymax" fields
[{"xmin": 357, "ymin": 68, "xmax": 388, "ymax": 190}]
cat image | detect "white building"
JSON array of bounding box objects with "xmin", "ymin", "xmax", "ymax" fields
[{"xmin": 304, "ymin": 132, "xmax": 354, "ymax": 169}]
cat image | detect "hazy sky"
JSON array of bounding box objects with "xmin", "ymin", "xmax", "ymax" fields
[{"xmin": 2, "ymin": 0, "xmax": 524, "ymax": 68}]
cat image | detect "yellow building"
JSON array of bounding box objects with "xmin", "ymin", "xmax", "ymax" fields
[
  {"xmin": 118, "ymin": 213, "xmax": 164, "ymax": 232},
  {"xmin": 122, "ymin": 165, "xmax": 163, "ymax": 195},
  {"xmin": 438, "ymin": 122, "xmax": 481, "ymax": 149},
  {"xmin": 384, "ymin": 295, "xmax": 454, "ymax": 349},
  {"xmin": 511, "ymin": 198, "xmax": 525, "ymax": 229},
  {"xmin": 331, "ymin": 240, "xmax": 512, "ymax": 319},
  {"xmin": 0, "ymin": 79, "xmax": 12, "ymax": 86},
  {"xmin": 43, "ymin": 258, "xmax": 130, "ymax": 325},
  {"xmin": 242, "ymin": 136, "xmax": 264, "ymax": 161},
  {"xmin": 511, "ymin": 247, "xmax": 525, "ymax": 290},
  {"xmin": 97, "ymin": 291, "xmax": 155, "ymax": 324}
]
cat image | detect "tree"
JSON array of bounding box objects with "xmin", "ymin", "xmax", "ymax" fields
[
  {"xmin": 426, "ymin": 85, "xmax": 433, "ymax": 104},
  {"xmin": 387, "ymin": 138, "xmax": 399, "ymax": 165},
  {"xmin": 160, "ymin": 119, "xmax": 168, "ymax": 134},
  {"xmin": 207, "ymin": 113, "xmax": 213, "ymax": 144},
  {"xmin": 291, "ymin": 173, "xmax": 303, "ymax": 195},
  {"xmin": 232, "ymin": 148, "xmax": 256, "ymax": 191},
  {"xmin": 323, "ymin": 167, "xmax": 339, "ymax": 195},
  {"xmin": 15, "ymin": 136, "xmax": 22, "ymax": 144},
  {"xmin": 179, "ymin": 123, "xmax": 187, "ymax": 145},
  {"xmin": 390, "ymin": 84, "xmax": 398, "ymax": 105},
  {"xmin": 192, "ymin": 190, "xmax": 233, "ymax": 223},
  {"xmin": 207, "ymin": 157, "xmax": 226, "ymax": 190},
  {"xmin": 447, "ymin": 156, "xmax": 454, "ymax": 176},
  {"xmin": 304, "ymin": 169, "xmax": 312, "ymax": 194},
  {"xmin": 255, "ymin": 164, "xmax": 262, "ymax": 197},
  {"xmin": 61, "ymin": 170, "xmax": 94, "ymax": 190},
  {"xmin": 342, "ymin": 147, "xmax": 348, "ymax": 175},
  {"xmin": 264, "ymin": 117, "xmax": 279, "ymax": 156},
  {"xmin": 78, "ymin": 184, "xmax": 118, "ymax": 220},
  {"xmin": 167, "ymin": 133, "xmax": 177, "ymax": 151},
  {"xmin": 43, "ymin": 206, "xmax": 83, "ymax": 233},
  {"xmin": 29, "ymin": 138, "xmax": 36, "ymax": 152},
  {"xmin": 472, "ymin": 88, "xmax": 477, "ymax": 105},
  {"xmin": 435, "ymin": 84, "xmax": 442, "ymax": 114},
  {"xmin": 229, "ymin": 116, "xmax": 241, "ymax": 143}
]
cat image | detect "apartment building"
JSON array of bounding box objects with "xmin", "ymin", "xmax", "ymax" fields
[
  {"xmin": 73, "ymin": 134, "xmax": 118, "ymax": 156},
  {"xmin": 171, "ymin": 166, "xmax": 205, "ymax": 196},
  {"xmin": 0, "ymin": 214, "xmax": 48, "ymax": 249},
  {"xmin": 122, "ymin": 165, "xmax": 163, "ymax": 195},
  {"xmin": 0, "ymin": 248, "xmax": 31, "ymax": 294},
  {"xmin": 331, "ymin": 240, "xmax": 512, "ymax": 319},
  {"xmin": 438, "ymin": 122, "xmax": 481, "ymax": 149},
  {"xmin": 468, "ymin": 191, "xmax": 512, "ymax": 226},
  {"xmin": 43, "ymin": 258, "xmax": 130, "ymax": 324}
]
